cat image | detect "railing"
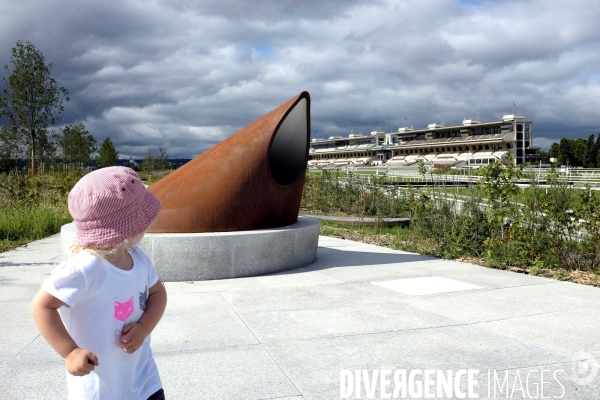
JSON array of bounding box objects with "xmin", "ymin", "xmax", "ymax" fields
[{"xmin": 311, "ymin": 165, "xmax": 600, "ymax": 186}]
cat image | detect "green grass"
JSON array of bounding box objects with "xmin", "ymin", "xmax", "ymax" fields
[
  {"xmin": 0, "ymin": 172, "xmax": 79, "ymax": 253},
  {"xmin": 0, "ymin": 203, "xmax": 72, "ymax": 253}
]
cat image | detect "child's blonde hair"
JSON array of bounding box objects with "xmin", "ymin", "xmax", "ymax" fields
[{"xmin": 71, "ymin": 233, "xmax": 144, "ymax": 260}]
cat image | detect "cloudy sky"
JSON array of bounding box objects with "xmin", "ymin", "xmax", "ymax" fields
[{"xmin": 1, "ymin": 0, "xmax": 599, "ymax": 158}]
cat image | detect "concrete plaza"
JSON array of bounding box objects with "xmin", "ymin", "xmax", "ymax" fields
[{"xmin": 1, "ymin": 234, "xmax": 599, "ymax": 399}]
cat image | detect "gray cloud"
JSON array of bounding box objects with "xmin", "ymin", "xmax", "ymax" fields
[{"xmin": 1, "ymin": 0, "xmax": 600, "ymax": 158}]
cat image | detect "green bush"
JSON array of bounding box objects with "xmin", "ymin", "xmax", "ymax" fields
[{"xmin": 302, "ymin": 165, "xmax": 600, "ymax": 273}]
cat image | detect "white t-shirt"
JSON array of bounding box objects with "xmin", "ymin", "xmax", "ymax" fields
[{"xmin": 42, "ymin": 245, "xmax": 162, "ymax": 400}]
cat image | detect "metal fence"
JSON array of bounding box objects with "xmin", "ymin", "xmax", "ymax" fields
[{"xmin": 310, "ymin": 165, "xmax": 600, "ymax": 186}]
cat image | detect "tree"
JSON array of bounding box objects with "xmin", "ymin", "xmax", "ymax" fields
[
  {"xmin": 594, "ymin": 134, "xmax": 600, "ymax": 168},
  {"xmin": 0, "ymin": 40, "xmax": 69, "ymax": 174},
  {"xmin": 97, "ymin": 137, "xmax": 119, "ymax": 168},
  {"xmin": 36, "ymin": 128, "xmax": 58, "ymax": 172},
  {"xmin": 548, "ymin": 142, "xmax": 560, "ymax": 160},
  {"xmin": 571, "ymin": 138, "xmax": 587, "ymax": 167},
  {"xmin": 537, "ymin": 149, "xmax": 550, "ymax": 164},
  {"xmin": 557, "ymin": 138, "xmax": 572, "ymax": 166},
  {"xmin": 584, "ymin": 134, "xmax": 596, "ymax": 168},
  {"xmin": 58, "ymin": 122, "xmax": 97, "ymax": 168},
  {"xmin": 140, "ymin": 148, "xmax": 155, "ymax": 172},
  {"xmin": 157, "ymin": 146, "xmax": 169, "ymax": 170}
]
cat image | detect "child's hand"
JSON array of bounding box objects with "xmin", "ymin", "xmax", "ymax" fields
[
  {"xmin": 65, "ymin": 348, "xmax": 99, "ymax": 376},
  {"xmin": 120, "ymin": 323, "xmax": 148, "ymax": 354}
]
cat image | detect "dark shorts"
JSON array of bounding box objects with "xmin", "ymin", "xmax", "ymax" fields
[{"xmin": 147, "ymin": 388, "xmax": 165, "ymax": 400}]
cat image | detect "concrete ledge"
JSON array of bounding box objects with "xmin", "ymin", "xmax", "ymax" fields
[{"xmin": 59, "ymin": 217, "xmax": 320, "ymax": 282}]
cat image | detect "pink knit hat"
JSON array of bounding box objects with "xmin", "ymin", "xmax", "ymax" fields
[{"xmin": 68, "ymin": 166, "xmax": 161, "ymax": 249}]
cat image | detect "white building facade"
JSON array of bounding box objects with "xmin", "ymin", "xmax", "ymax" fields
[{"xmin": 308, "ymin": 115, "xmax": 539, "ymax": 167}]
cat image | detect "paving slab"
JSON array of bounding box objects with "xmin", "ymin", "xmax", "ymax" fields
[{"xmin": 0, "ymin": 234, "xmax": 598, "ymax": 399}]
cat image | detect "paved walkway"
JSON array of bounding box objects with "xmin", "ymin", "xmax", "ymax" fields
[{"xmin": 0, "ymin": 234, "xmax": 599, "ymax": 399}]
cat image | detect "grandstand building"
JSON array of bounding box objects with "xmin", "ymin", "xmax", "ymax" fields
[{"xmin": 308, "ymin": 114, "xmax": 540, "ymax": 167}]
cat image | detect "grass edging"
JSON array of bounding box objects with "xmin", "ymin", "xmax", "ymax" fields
[{"xmin": 318, "ymin": 219, "xmax": 600, "ymax": 288}]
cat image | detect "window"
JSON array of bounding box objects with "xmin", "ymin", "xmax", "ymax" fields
[
  {"xmin": 507, "ymin": 143, "xmax": 512, "ymax": 149},
  {"xmin": 492, "ymin": 144, "xmax": 496, "ymax": 149},
  {"xmin": 498, "ymin": 144, "xmax": 503, "ymax": 149},
  {"xmin": 458, "ymin": 146, "xmax": 462, "ymax": 151},
  {"xmin": 485, "ymin": 145, "xmax": 489, "ymax": 150}
]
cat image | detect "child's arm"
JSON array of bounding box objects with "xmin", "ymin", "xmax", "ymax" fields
[
  {"xmin": 120, "ymin": 280, "xmax": 167, "ymax": 354},
  {"xmin": 30, "ymin": 290, "xmax": 99, "ymax": 375}
]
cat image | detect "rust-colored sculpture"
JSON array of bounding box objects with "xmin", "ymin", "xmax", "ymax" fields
[{"xmin": 146, "ymin": 91, "xmax": 310, "ymax": 233}]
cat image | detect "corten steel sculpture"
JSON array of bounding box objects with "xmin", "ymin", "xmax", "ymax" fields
[{"xmin": 146, "ymin": 91, "xmax": 310, "ymax": 233}]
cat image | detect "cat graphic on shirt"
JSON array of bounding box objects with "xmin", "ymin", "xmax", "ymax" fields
[{"xmin": 114, "ymin": 296, "xmax": 134, "ymax": 321}]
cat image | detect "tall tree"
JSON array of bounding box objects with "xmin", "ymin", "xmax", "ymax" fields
[
  {"xmin": 0, "ymin": 40, "xmax": 69, "ymax": 174},
  {"xmin": 141, "ymin": 148, "xmax": 155, "ymax": 172},
  {"xmin": 157, "ymin": 146, "xmax": 169, "ymax": 171},
  {"xmin": 571, "ymin": 138, "xmax": 587, "ymax": 167},
  {"xmin": 548, "ymin": 142, "xmax": 560, "ymax": 161},
  {"xmin": 58, "ymin": 122, "xmax": 97, "ymax": 168},
  {"xmin": 594, "ymin": 134, "xmax": 600, "ymax": 168},
  {"xmin": 97, "ymin": 137, "xmax": 119, "ymax": 168},
  {"xmin": 584, "ymin": 134, "xmax": 596, "ymax": 168},
  {"xmin": 558, "ymin": 138, "xmax": 572, "ymax": 165}
]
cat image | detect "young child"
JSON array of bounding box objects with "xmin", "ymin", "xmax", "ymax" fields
[{"xmin": 30, "ymin": 166, "xmax": 167, "ymax": 400}]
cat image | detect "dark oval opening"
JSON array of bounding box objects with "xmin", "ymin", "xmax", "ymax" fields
[{"xmin": 269, "ymin": 98, "xmax": 308, "ymax": 185}]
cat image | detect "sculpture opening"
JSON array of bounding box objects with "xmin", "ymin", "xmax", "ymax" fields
[{"xmin": 269, "ymin": 98, "xmax": 308, "ymax": 186}]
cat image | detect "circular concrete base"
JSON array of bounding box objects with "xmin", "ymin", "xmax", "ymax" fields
[{"xmin": 60, "ymin": 217, "xmax": 320, "ymax": 282}]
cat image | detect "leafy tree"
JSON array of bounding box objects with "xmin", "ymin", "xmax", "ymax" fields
[
  {"xmin": 548, "ymin": 143, "xmax": 560, "ymax": 160},
  {"xmin": 97, "ymin": 137, "xmax": 119, "ymax": 168},
  {"xmin": 156, "ymin": 146, "xmax": 169, "ymax": 171},
  {"xmin": 584, "ymin": 134, "xmax": 595, "ymax": 168},
  {"xmin": 557, "ymin": 138, "xmax": 572, "ymax": 166},
  {"xmin": 0, "ymin": 40, "xmax": 69, "ymax": 174},
  {"xmin": 571, "ymin": 138, "xmax": 586, "ymax": 167},
  {"xmin": 58, "ymin": 122, "xmax": 97, "ymax": 167},
  {"xmin": 36, "ymin": 129, "xmax": 58, "ymax": 171},
  {"xmin": 537, "ymin": 149, "xmax": 550, "ymax": 164},
  {"xmin": 141, "ymin": 148, "xmax": 155, "ymax": 172},
  {"xmin": 594, "ymin": 134, "xmax": 600, "ymax": 167}
]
